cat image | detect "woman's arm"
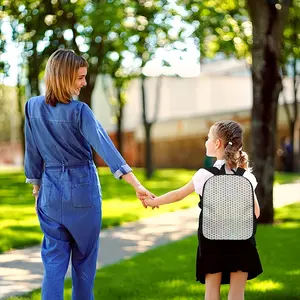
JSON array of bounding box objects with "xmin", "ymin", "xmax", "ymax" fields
[
  {"xmin": 121, "ymin": 172, "xmax": 143, "ymax": 190},
  {"xmin": 79, "ymin": 103, "xmax": 132, "ymax": 179},
  {"xmin": 145, "ymin": 181, "xmax": 195, "ymax": 207},
  {"xmin": 122, "ymin": 172, "xmax": 155, "ymax": 208},
  {"xmin": 79, "ymin": 104, "xmax": 155, "ymax": 207},
  {"xmin": 24, "ymin": 101, "xmax": 44, "ymax": 186}
]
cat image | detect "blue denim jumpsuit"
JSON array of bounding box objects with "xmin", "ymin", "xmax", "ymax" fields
[{"xmin": 24, "ymin": 96, "xmax": 132, "ymax": 300}]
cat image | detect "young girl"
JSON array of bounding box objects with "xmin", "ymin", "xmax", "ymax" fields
[
  {"xmin": 145, "ymin": 120, "xmax": 263, "ymax": 300},
  {"xmin": 24, "ymin": 49, "xmax": 154, "ymax": 300}
]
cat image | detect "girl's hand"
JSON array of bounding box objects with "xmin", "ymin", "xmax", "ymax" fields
[
  {"xmin": 144, "ymin": 196, "xmax": 159, "ymax": 208},
  {"xmin": 135, "ymin": 185, "xmax": 156, "ymax": 208}
]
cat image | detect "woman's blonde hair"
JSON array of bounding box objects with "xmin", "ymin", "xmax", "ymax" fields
[
  {"xmin": 45, "ymin": 49, "xmax": 88, "ymax": 106},
  {"xmin": 212, "ymin": 120, "xmax": 250, "ymax": 170}
]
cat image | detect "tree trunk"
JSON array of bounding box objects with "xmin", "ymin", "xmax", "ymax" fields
[
  {"xmin": 141, "ymin": 75, "xmax": 154, "ymax": 179},
  {"xmin": 116, "ymin": 86, "xmax": 124, "ymax": 155},
  {"xmin": 145, "ymin": 122, "xmax": 153, "ymax": 179},
  {"xmin": 17, "ymin": 82, "xmax": 25, "ymax": 165},
  {"xmin": 283, "ymin": 97, "xmax": 296, "ymax": 172},
  {"xmin": 247, "ymin": 0, "xmax": 291, "ymax": 223},
  {"xmin": 289, "ymin": 121, "xmax": 296, "ymax": 171},
  {"xmin": 27, "ymin": 50, "xmax": 40, "ymax": 97}
]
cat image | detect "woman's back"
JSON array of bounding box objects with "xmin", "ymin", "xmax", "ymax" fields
[{"xmin": 25, "ymin": 95, "xmax": 92, "ymax": 166}]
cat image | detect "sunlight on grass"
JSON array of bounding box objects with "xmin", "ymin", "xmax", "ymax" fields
[
  {"xmin": 273, "ymin": 171, "xmax": 300, "ymax": 185},
  {"xmin": 276, "ymin": 222, "xmax": 300, "ymax": 229},
  {"xmin": 275, "ymin": 202, "xmax": 300, "ymax": 222},
  {"xmin": 157, "ymin": 279, "xmax": 187, "ymax": 289},
  {"xmin": 286, "ymin": 270, "xmax": 300, "ymax": 276},
  {"xmin": 247, "ymin": 280, "xmax": 283, "ymax": 292},
  {"xmin": 6, "ymin": 203, "xmax": 300, "ymax": 300}
]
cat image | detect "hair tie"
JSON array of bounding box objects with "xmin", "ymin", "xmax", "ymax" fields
[{"xmin": 228, "ymin": 141, "xmax": 233, "ymax": 146}]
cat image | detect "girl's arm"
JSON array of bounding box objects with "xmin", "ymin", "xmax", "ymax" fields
[
  {"xmin": 254, "ymin": 193, "xmax": 260, "ymax": 219},
  {"xmin": 145, "ymin": 181, "xmax": 195, "ymax": 207}
]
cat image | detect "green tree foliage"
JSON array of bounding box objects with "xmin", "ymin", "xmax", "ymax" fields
[
  {"xmin": 183, "ymin": 0, "xmax": 251, "ymax": 61},
  {"xmin": 1, "ymin": 0, "xmax": 130, "ymax": 106}
]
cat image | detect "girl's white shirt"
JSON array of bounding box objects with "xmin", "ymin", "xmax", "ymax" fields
[{"xmin": 192, "ymin": 159, "xmax": 258, "ymax": 196}]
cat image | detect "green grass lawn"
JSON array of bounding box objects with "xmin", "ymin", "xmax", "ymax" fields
[
  {"xmin": 0, "ymin": 168, "xmax": 299, "ymax": 254},
  {"xmin": 7, "ymin": 202, "xmax": 300, "ymax": 300},
  {"xmin": 0, "ymin": 168, "xmax": 197, "ymax": 253},
  {"xmin": 273, "ymin": 171, "xmax": 300, "ymax": 185}
]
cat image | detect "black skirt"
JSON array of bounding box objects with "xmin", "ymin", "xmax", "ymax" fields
[{"xmin": 196, "ymin": 234, "xmax": 263, "ymax": 284}]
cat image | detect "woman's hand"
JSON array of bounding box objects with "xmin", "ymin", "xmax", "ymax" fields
[
  {"xmin": 35, "ymin": 196, "xmax": 38, "ymax": 213},
  {"xmin": 32, "ymin": 185, "xmax": 39, "ymax": 213},
  {"xmin": 120, "ymin": 172, "xmax": 159, "ymax": 209}
]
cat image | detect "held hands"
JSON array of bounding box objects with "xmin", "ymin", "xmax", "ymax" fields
[
  {"xmin": 135, "ymin": 185, "xmax": 159, "ymax": 209},
  {"xmin": 144, "ymin": 195, "xmax": 158, "ymax": 208}
]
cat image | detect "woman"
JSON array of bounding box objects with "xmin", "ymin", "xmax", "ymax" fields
[{"xmin": 24, "ymin": 49, "xmax": 153, "ymax": 300}]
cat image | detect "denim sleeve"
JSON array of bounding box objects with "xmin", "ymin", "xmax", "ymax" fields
[
  {"xmin": 24, "ymin": 101, "xmax": 44, "ymax": 185},
  {"xmin": 79, "ymin": 103, "xmax": 132, "ymax": 179}
]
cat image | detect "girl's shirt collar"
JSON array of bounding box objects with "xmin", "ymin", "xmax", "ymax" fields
[{"xmin": 213, "ymin": 159, "xmax": 226, "ymax": 168}]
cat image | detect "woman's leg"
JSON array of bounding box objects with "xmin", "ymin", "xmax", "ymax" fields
[
  {"xmin": 228, "ymin": 271, "xmax": 248, "ymax": 300},
  {"xmin": 71, "ymin": 237, "xmax": 99, "ymax": 300},
  {"xmin": 205, "ymin": 272, "xmax": 222, "ymax": 300},
  {"xmin": 38, "ymin": 208, "xmax": 71, "ymax": 300},
  {"xmin": 66, "ymin": 208, "xmax": 101, "ymax": 300}
]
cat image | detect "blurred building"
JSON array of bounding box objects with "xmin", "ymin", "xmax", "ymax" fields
[
  {"xmin": 0, "ymin": 85, "xmax": 23, "ymax": 167},
  {"xmin": 92, "ymin": 59, "xmax": 300, "ymax": 170}
]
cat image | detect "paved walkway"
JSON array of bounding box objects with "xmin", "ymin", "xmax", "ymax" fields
[{"xmin": 1, "ymin": 182, "xmax": 300, "ymax": 299}]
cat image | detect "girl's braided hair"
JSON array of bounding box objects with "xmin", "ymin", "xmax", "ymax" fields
[{"xmin": 212, "ymin": 120, "xmax": 250, "ymax": 170}]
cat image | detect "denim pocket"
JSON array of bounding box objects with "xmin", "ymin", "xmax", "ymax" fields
[
  {"xmin": 40, "ymin": 184, "xmax": 52, "ymax": 207},
  {"xmin": 71, "ymin": 182, "xmax": 93, "ymax": 208}
]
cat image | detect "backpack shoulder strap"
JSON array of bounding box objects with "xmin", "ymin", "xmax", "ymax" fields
[
  {"xmin": 234, "ymin": 167, "xmax": 246, "ymax": 176},
  {"xmin": 204, "ymin": 167, "xmax": 220, "ymax": 175},
  {"xmin": 219, "ymin": 164, "xmax": 226, "ymax": 174}
]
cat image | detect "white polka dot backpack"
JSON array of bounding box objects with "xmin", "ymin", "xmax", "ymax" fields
[{"xmin": 201, "ymin": 164, "xmax": 255, "ymax": 240}]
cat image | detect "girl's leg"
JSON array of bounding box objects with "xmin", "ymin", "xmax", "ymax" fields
[
  {"xmin": 228, "ymin": 271, "xmax": 248, "ymax": 300},
  {"xmin": 205, "ymin": 272, "xmax": 222, "ymax": 300}
]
